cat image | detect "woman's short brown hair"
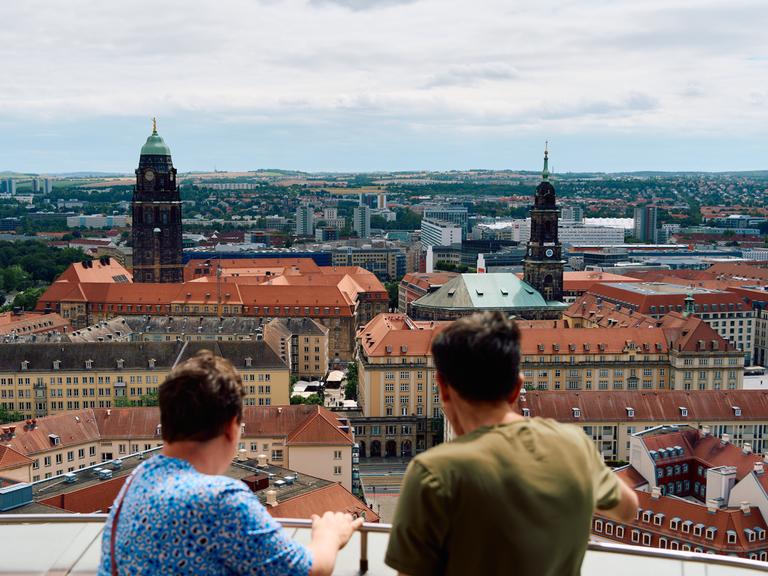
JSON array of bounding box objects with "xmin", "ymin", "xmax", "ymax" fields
[{"xmin": 159, "ymin": 350, "xmax": 245, "ymax": 443}]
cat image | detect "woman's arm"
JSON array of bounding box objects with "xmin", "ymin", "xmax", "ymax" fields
[{"xmin": 308, "ymin": 512, "xmax": 364, "ymax": 576}]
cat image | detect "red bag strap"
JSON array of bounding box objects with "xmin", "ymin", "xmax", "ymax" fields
[{"xmin": 110, "ymin": 469, "xmax": 139, "ymax": 576}]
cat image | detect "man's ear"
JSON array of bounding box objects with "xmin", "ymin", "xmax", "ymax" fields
[
  {"xmin": 507, "ymin": 375, "xmax": 524, "ymax": 405},
  {"xmin": 436, "ymin": 371, "xmax": 450, "ymax": 402}
]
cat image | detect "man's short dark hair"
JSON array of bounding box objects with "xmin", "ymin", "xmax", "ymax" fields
[
  {"xmin": 431, "ymin": 311, "xmax": 522, "ymax": 403},
  {"xmin": 159, "ymin": 350, "xmax": 245, "ymax": 443}
]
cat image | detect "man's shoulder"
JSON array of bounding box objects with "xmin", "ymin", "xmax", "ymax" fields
[{"xmin": 414, "ymin": 418, "xmax": 591, "ymax": 472}]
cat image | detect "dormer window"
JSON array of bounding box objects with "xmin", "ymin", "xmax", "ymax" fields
[
  {"xmin": 85, "ymin": 359, "xmax": 93, "ymax": 370},
  {"xmin": 727, "ymin": 530, "xmax": 737, "ymax": 544},
  {"xmin": 572, "ymin": 407, "xmax": 581, "ymax": 418},
  {"xmin": 49, "ymin": 434, "xmax": 60, "ymax": 446},
  {"xmin": 245, "ymin": 357, "xmax": 253, "ymax": 368},
  {"xmin": 653, "ymin": 513, "xmax": 665, "ymax": 526},
  {"xmin": 705, "ymin": 527, "xmax": 716, "ymax": 540},
  {"xmin": 148, "ymin": 358, "xmax": 156, "ymax": 369},
  {"xmin": 745, "ymin": 528, "xmax": 756, "ymax": 543},
  {"xmin": 53, "ymin": 360, "xmax": 61, "ymax": 370},
  {"xmin": 522, "ymin": 407, "xmax": 530, "ymax": 417},
  {"xmin": 117, "ymin": 358, "xmax": 125, "ymax": 369},
  {"xmin": 642, "ymin": 510, "xmax": 652, "ymax": 523},
  {"xmin": 20, "ymin": 360, "xmax": 29, "ymax": 371},
  {"xmin": 626, "ymin": 407, "xmax": 635, "ymax": 418},
  {"xmin": 733, "ymin": 406, "xmax": 742, "ymax": 417},
  {"xmin": 670, "ymin": 517, "xmax": 681, "ymax": 530},
  {"xmin": 679, "ymin": 406, "xmax": 688, "ymax": 417},
  {"xmin": 694, "ymin": 523, "xmax": 704, "ymax": 537}
]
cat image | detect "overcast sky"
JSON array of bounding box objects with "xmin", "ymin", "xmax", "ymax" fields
[{"xmin": 1, "ymin": 0, "xmax": 767, "ymax": 173}]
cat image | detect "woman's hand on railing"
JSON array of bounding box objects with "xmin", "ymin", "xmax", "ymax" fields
[{"xmin": 308, "ymin": 511, "xmax": 365, "ymax": 576}]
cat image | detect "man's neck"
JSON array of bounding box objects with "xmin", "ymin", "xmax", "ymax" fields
[{"xmin": 454, "ymin": 402, "xmax": 524, "ymax": 436}]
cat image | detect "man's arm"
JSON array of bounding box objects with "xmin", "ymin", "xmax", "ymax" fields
[{"xmin": 597, "ymin": 476, "xmax": 638, "ymax": 523}]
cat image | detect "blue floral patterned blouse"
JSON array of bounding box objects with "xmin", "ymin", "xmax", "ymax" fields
[{"xmin": 99, "ymin": 455, "xmax": 312, "ymax": 575}]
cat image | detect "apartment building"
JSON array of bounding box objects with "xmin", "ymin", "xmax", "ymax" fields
[
  {"xmin": 0, "ymin": 340, "xmax": 289, "ymax": 419},
  {"xmin": 330, "ymin": 247, "xmax": 405, "ymax": 281},
  {"xmin": 263, "ymin": 317, "xmax": 329, "ymax": 380},
  {"xmin": 510, "ymin": 389, "xmax": 768, "ymax": 462},
  {"xmin": 586, "ymin": 282, "xmax": 755, "ymax": 362},
  {"xmin": 593, "ymin": 425, "xmax": 768, "ymax": 559},
  {"xmin": 356, "ymin": 314, "xmax": 451, "ymax": 455},
  {"xmin": 0, "ymin": 405, "xmax": 354, "ymax": 490}
]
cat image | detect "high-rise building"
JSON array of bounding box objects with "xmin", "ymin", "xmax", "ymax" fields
[
  {"xmin": 31, "ymin": 178, "xmax": 40, "ymax": 194},
  {"xmin": 353, "ymin": 205, "xmax": 371, "ymax": 239},
  {"xmin": 43, "ymin": 178, "xmax": 53, "ymax": 195},
  {"xmin": 560, "ymin": 205, "xmax": 584, "ymax": 223},
  {"xmin": 295, "ymin": 205, "xmax": 314, "ymax": 236},
  {"xmin": 633, "ymin": 205, "xmax": 658, "ymax": 242},
  {"xmin": 131, "ymin": 119, "xmax": 184, "ymax": 283},
  {"xmin": 523, "ymin": 146, "xmax": 564, "ymax": 302},
  {"xmin": 5, "ymin": 178, "xmax": 16, "ymax": 195}
]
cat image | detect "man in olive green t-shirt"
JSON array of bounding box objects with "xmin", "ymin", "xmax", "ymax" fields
[{"xmin": 385, "ymin": 312, "xmax": 638, "ymax": 576}]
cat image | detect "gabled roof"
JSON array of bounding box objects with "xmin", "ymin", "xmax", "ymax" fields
[
  {"xmin": 0, "ymin": 445, "xmax": 34, "ymax": 470},
  {"xmin": 286, "ymin": 406, "xmax": 354, "ymax": 446},
  {"xmin": 358, "ymin": 313, "xmax": 450, "ymax": 358},
  {"xmin": 268, "ymin": 483, "xmax": 379, "ymax": 522}
]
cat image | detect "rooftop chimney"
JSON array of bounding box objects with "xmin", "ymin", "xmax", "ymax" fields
[
  {"xmin": 701, "ymin": 425, "xmax": 711, "ymax": 437},
  {"xmin": 237, "ymin": 448, "xmax": 247, "ymax": 462},
  {"xmin": 706, "ymin": 499, "xmax": 720, "ymax": 514},
  {"xmin": 743, "ymin": 443, "xmax": 753, "ymax": 455},
  {"xmin": 741, "ymin": 501, "xmax": 752, "ymax": 515},
  {"xmin": 721, "ymin": 433, "xmax": 730, "ymax": 445},
  {"xmin": 651, "ymin": 487, "xmax": 662, "ymax": 500},
  {"xmin": 266, "ymin": 489, "xmax": 278, "ymax": 507},
  {"xmin": 755, "ymin": 462, "xmax": 765, "ymax": 475},
  {"xmin": 257, "ymin": 454, "xmax": 268, "ymax": 468}
]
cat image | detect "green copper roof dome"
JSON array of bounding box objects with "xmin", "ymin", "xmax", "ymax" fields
[{"xmin": 140, "ymin": 118, "xmax": 172, "ymax": 156}]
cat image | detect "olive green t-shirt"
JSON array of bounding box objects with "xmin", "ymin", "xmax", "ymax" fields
[{"xmin": 385, "ymin": 417, "xmax": 620, "ymax": 576}]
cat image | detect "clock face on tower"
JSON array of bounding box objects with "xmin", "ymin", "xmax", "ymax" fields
[
  {"xmin": 545, "ymin": 248, "xmax": 554, "ymax": 258},
  {"xmin": 144, "ymin": 169, "xmax": 155, "ymax": 182}
]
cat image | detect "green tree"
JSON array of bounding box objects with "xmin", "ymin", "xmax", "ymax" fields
[
  {"xmin": 345, "ymin": 362, "xmax": 358, "ymax": 401},
  {"xmin": 114, "ymin": 396, "xmax": 132, "ymax": 408},
  {"xmin": 290, "ymin": 394, "xmax": 323, "ymax": 405},
  {"xmin": 384, "ymin": 280, "xmax": 400, "ymax": 311},
  {"xmin": 0, "ymin": 406, "xmax": 25, "ymax": 424},
  {"xmin": 139, "ymin": 390, "xmax": 159, "ymax": 407},
  {"xmin": 10, "ymin": 287, "xmax": 45, "ymax": 311}
]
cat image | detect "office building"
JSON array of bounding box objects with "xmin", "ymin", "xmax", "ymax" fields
[
  {"xmin": 423, "ymin": 206, "xmax": 468, "ymax": 232},
  {"xmin": 420, "ymin": 218, "xmax": 462, "ymax": 249},
  {"xmin": 66, "ymin": 214, "xmax": 129, "ymax": 229},
  {"xmin": 263, "ymin": 317, "xmax": 330, "ymax": 381}
]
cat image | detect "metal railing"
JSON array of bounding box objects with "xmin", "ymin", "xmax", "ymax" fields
[{"xmin": 2, "ymin": 514, "xmax": 768, "ymax": 574}]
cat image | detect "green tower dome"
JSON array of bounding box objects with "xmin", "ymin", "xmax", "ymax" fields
[{"xmin": 140, "ymin": 118, "xmax": 172, "ymax": 156}]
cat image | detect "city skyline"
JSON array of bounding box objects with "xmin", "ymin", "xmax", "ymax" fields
[{"xmin": 2, "ymin": 0, "xmax": 767, "ymax": 173}]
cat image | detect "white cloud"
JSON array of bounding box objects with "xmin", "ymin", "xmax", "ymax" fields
[{"xmin": 0, "ymin": 0, "xmax": 767, "ymax": 137}]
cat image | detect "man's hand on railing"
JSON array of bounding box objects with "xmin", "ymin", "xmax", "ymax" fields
[{"xmin": 308, "ymin": 511, "xmax": 365, "ymax": 576}]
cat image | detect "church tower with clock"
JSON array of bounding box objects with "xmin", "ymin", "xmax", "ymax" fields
[
  {"xmin": 523, "ymin": 145, "xmax": 564, "ymax": 302},
  {"xmin": 131, "ymin": 120, "xmax": 184, "ymax": 283}
]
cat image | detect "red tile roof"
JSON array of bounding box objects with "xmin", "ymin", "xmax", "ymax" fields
[
  {"xmin": 516, "ymin": 390, "xmax": 768, "ymax": 423},
  {"xmin": 267, "ymin": 483, "xmax": 379, "ymax": 522},
  {"xmin": 0, "ymin": 445, "xmax": 33, "ymax": 470},
  {"xmin": 359, "ymin": 313, "xmax": 450, "ymax": 358},
  {"xmin": 520, "ymin": 326, "xmax": 668, "ymax": 355}
]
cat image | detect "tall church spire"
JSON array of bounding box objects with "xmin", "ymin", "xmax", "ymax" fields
[
  {"xmin": 152, "ymin": 117, "xmax": 157, "ymax": 135},
  {"xmin": 542, "ymin": 141, "xmax": 550, "ymax": 181}
]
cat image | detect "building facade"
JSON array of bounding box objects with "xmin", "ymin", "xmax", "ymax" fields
[
  {"xmin": 0, "ymin": 341, "xmax": 290, "ymax": 419},
  {"xmin": 263, "ymin": 317, "xmax": 330, "ymax": 380},
  {"xmin": 295, "ymin": 205, "xmax": 314, "ymax": 237},
  {"xmin": 420, "ymin": 218, "xmax": 462, "ymax": 250},
  {"xmin": 131, "ymin": 120, "xmax": 184, "ymax": 283}
]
